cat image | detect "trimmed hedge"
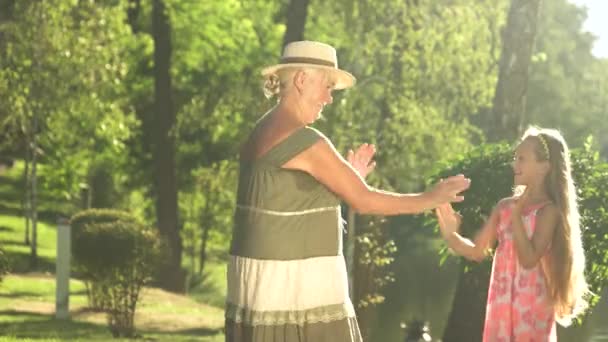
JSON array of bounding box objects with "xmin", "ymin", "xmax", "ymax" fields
[{"xmin": 70, "ymin": 209, "xmax": 165, "ymax": 338}]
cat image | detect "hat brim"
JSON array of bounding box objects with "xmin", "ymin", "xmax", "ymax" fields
[{"xmin": 261, "ymin": 64, "xmax": 356, "ymax": 90}]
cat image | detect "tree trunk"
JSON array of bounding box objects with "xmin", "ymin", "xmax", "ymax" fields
[
  {"xmin": 487, "ymin": 0, "xmax": 542, "ymax": 142},
  {"xmin": 23, "ymin": 146, "xmax": 30, "ymax": 245},
  {"xmin": 29, "ymin": 113, "xmax": 38, "ymax": 269},
  {"xmin": 282, "ymin": 0, "xmax": 310, "ymax": 48},
  {"xmin": 198, "ymin": 217, "xmax": 211, "ymax": 276},
  {"xmin": 126, "ymin": 0, "xmax": 141, "ymax": 33},
  {"xmin": 198, "ymin": 187, "xmax": 214, "ymax": 276},
  {"xmin": 188, "ymin": 195, "xmax": 196, "ymax": 276},
  {"xmin": 89, "ymin": 162, "xmax": 114, "ymax": 209},
  {"xmin": 28, "ymin": 3, "xmax": 44, "ymax": 270},
  {"xmin": 441, "ymin": 262, "xmax": 492, "ymax": 342},
  {"xmin": 152, "ymin": 0, "xmax": 183, "ymax": 293}
]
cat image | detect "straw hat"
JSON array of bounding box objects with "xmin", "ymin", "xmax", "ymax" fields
[{"xmin": 261, "ymin": 41, "xmax": 356, "ymax": 90}]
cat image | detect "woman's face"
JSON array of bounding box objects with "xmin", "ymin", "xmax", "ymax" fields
[{"xmin": 295, "ymin": 69, "xmax": 334, "ymax": 123}]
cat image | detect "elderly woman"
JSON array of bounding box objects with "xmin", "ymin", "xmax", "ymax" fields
[{"xmin": 225, "ymin": 41, "xmax": 470, "ymax": 342}]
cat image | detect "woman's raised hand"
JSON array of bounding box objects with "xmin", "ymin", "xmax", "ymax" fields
[
  {"xmin": 347, "ymin": 143, "xmax": 377, "ymax": 179},
  {"xmin": 429, "ymin": 175, "xmax": 471, "ymax": 205}
]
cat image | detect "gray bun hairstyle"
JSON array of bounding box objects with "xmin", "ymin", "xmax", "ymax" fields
[{"xmin": 263, "ymin": 73, "xmax": 282, "ymax": 99}]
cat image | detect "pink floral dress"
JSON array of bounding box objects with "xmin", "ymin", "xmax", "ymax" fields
[{"xmin": 483, "ymin": 202, "xmax": 556, "ymax": 342}]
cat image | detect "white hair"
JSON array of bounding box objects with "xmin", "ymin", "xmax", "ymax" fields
[{"xmin": 262, "ymin": 67, "xmax": 328, "ymax": 99}]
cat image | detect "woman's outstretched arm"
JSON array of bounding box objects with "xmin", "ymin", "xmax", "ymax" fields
[{"xmin": 283, "ymin": 134, "xmax": 470, "ymax": 215}]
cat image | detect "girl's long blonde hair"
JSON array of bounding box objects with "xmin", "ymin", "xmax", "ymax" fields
[{"xmin": 521, "ymin": 127, "xmax": 589, "ymax": 326}]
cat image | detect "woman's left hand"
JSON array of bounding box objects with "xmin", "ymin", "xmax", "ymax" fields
[{"xmin": 347, "ymin": 143, "xmax": 377, "ymax": 179}]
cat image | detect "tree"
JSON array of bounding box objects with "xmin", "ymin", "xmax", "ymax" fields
[
  {"xmin": 0, "ymin": 0, "xmax": 138, "ymax": 268},
  {"xmin": 282, "ymin": 0, "xmax": 310, "ymax": 47},
  {"xmin": 525, "ymin": 0, "xmax": 608, "ymax": 150},
  {"xmin": 487, "ymin": 0, "xmax": 542, "ymax": 142},
  {"xmin": 120, "ymin": 0, "xmax": 285, "ymax": 291},
  {"xmin": 180, "ymin": 161, "xmax": 236, "ymax": 284},
  {"xmin": 152, "ymin": 0, "xmax": 183, "ymax": 292}
]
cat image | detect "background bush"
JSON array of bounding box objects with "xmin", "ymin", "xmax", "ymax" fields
[{"xmin": 70, "ymin": 209, "xmax": 165, "ymax": 338}]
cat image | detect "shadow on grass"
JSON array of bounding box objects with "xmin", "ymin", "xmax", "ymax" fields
[
  {"xmin": 150, "ymin": 326, "xmax": 222, "ymax": 337},
  {"xmin": 0, "ymin": 291, "xmax": 47, "ymax": 298},
  {"xmin": 4, "ymin": 250, "xmax": 56, "ymax": 273},
  {"xmin": 0, "ymin": 204, "xmax": 69, "ymax": 223},
  {"xmin": 0, "ymin": 310, "xmax": 223, "ymax": 341},
  {"xmin": 0, "ymin": 225, "xmax": 14, "ymax": 232},
  {"xmin": 1, "ymin": 240, "xmax": 30, "ymax": 248},
  {"xmin": 0, "ymin": 288, "xmax": 87, "ymax": 299},
  {"xmin": 0, "ymin": 310, "xmax": 111, "ymax": 339},
  {"xmin": 186, "ymin": 266, "xmax": 227, "ymax": 310},
  {"xmin": 0, "ymin": 174, "xmax": 23, "ymax": 186}
]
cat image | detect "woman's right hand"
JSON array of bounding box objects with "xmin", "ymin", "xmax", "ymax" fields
[
  {"xmin": 429, "ymin": 175, "xmax": 471, "ymax": 205},
  {"xmin": 435, "ymin": 203, "xmax": 462, "ymax": 239}
]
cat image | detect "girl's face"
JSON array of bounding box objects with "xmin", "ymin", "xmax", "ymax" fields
[{"xmin": 512, "ymin": 138, "xmax": 550, "ymax": 186}]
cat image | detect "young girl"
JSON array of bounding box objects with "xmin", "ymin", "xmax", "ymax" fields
[{"xmin": 436, "ymin": 127, "xmax": 588, "ymax": 341}]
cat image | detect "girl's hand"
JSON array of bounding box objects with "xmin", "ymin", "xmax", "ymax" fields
[
  {"xmin": 512, "ymin": 186, "xmax": 530, "ymax": 216},
  {"xmin": 347, "ymin": 143, "xmax": 377, "ymax": 179},
  {"xmin": 435, "ymin": 203, "xmax": 462, "ymax": 239}
]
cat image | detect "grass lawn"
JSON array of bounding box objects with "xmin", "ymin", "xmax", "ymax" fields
[
  {"xmin": 0, "ymin": 214, "xmax": 57, "ymax": 273},
  {"xmin": 0, "ymin": 274, "xmax": 225, "ymax": 341},
  {"xmin": 0, "ymin": 161, "xmax": 74, "ymax": 221},
  {"xmin": 0, "ymin": 161, "xmax": 227, "ymax": 341},
  {"xmin": 0, "ymin": 217, "xmax": 226, "ymax": 341}
]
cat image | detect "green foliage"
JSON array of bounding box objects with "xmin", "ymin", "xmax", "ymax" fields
[
  {"xmin": 527, "ymin": 0, "xmax": 608, "ymax": 150},
  {"xmin": 71, "ymin": 209, "xmax": 140, "ymax": 239},
  {"xmin": 181, "ymin": 160, "xmax": 236, "ymax": 286},
  {"xmin": 428, "ymin": 141, "xmax": 608, "ymax": 328},
  {"xmin": 170, "ymin": 0, "xmax": 285, "ymax": 185},
  {"xmin": 571, "ymin": 140, "xmax": 608, "ymax": 303},
  {"xmin": 70, "ymin": 209, "xmax": 165, "ymax": 338},
  {"xmin": 0, "ymin": 0, "xmax": 138, "ymax": 207},
  {"xmin": 355, "ymin": 217, "xmax": 397, "ymax": 309},
  {"xmin": 308, "ymin": 0, "xmax": 507, "ymax": 190},
  {"xmin": 431, "ymin": 143, "xmax": 514, "ymax": 267}
]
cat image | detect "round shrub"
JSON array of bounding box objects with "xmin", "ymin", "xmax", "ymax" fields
[{"xmin": 70, "ymin": 209, "xmax": 165, "ymax": 337}]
